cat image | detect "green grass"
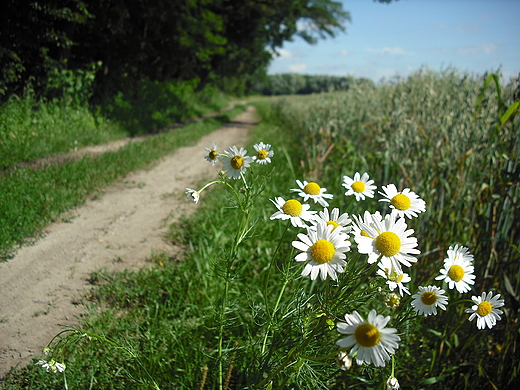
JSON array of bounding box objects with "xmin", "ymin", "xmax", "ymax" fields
[
  {"xmin": 2, "ymin": 70, "xmax": 519, "ymax": 389},
  {"xmin": 0, "ymin": 106, "xmax": 246, "ymax": 260}
]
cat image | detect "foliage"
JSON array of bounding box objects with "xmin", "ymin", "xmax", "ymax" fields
[
  {"xmin": 1, "ymin": 0, "xmax": 350, "ymax": 101},
  {"xmin": 253, "ymin": 74, "xmax": 375, "ymax": 95}
]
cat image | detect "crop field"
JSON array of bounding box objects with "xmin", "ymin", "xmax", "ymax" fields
[{"xmin": 2, "ymin": 69, "xmax": 519, "ymax": 389}]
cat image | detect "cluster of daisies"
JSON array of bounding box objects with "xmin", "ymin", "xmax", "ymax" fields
[
  {"xmin": 268, "ymin": 171, "xmax": 505, "ymax": 372},
  {"xmin": 182, "ymin": 142, "xmax": 506, "ymax": 383},
  {"xmin": 185, "ymin": 141, "xmax": 274, "ymax": 204}
]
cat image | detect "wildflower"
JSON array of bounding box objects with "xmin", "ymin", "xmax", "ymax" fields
[
  {"xmin": 310, "ymin": 207, "xmax": 352, "ymax": 236},
  {"xmin": 204, "ymin": 142, "xmax": 220, "ymax": 166},
  {"xmin": 36, "ymin": 359, "xmax": 66, "ymax": 373},
  {"xmin": 185, "ymin": 188, "xmax": 200, "ymax": 204},
  {"xmin": 343, "ymin": 172, "xmax": 376, "ymax": 201},
  {"xmin": 336, "ymin": 309, "xmax": 400, "ymax": 367},
  {"xmin": 355, "ymin": 213, "xmax": 420, "ymax": 274},
  {"xmin": 435, "ymin": 249, "xmax": 475, "ymax": 293},
  {"xmin": 446, "ymin": 244, "xmax": 474, "ymax": 263},
  {"xmin": 386, "ymin": 376, "xmax": 400, "ymax": 390},
  {"xmin": 336, "ymin": 351, "xmax": 352, "ymax": 371},
  {"xmin": 222, "ymin": 145, "xmax": 253, "ymax": 179},
  {"xmin": 411, "ymin": 285, "xmax": 449, "ymax": 316},
  {"xmin": 377, "ymin": 257, "xmax": 411, "ymax": 296},
  {"xmin": 351, "ymin": 210, "xmax": 382, "ymax": 240},
  {"xmin": 465, "ymin": 291, "xmax": 505, "ymax": 330},
  {"xmin": 384, "ymin": 292, "xmax": 401, "ymax": 308},
  {"xmin": 292, "ymin": 221, "xmax": 351, "ymax": 280},
  {"xmin": 379, "ymin": 184, "xmax": 426, "ymax": 219},
  {"xmin": 252, "ymin": 142, "xmax": 274, "ymax": 164},
  {"xmin": 270, "ymin": 197, "xmax": 316, "ymax": 228},
  {"xmin": 290, "ymin": 180, "xmax": 333, "ymax": 207}
]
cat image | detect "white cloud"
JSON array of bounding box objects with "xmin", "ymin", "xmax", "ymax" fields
[
  {"xmin": 272, "ymin": 48, "xmax": 294, "ymax": 60},
  {"xmin": 456, "ymin": 43, "xmax": 500, "ymax": 56},
  {"xmin": 289, "ymin": 64, "xmax": 307, "ymax": 72},
  {"xmin": 340, "ymin": 49, "xmax": 351, "ymax": 56}
]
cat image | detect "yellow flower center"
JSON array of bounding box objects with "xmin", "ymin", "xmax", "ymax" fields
[
  {"xmin": 389, "ymin": 272, "xmax": 404, "ymax": 283},
  {"xmin": 351, "ymin": 180, "xmax": 365, "ymax": 193},
  {"xmin": 310, "ymin": 239, "xmax": 335, "ymax": 264},
  {"xmin": 385, "ymin": 293, "xmax": 401, "ymax": 308},
  {"xmin": 282, "ymin": 199, "xmax": 303, "ymax": 217},
  {"xmin": 355, "ymin": 323, "xmax": 381, "ymax": 347},
  {"xmin": 230, "ymin": 155, "xmax": 244, "ymax": 169},
  {"xmin": 447, "ymin": 264, "xmax": 465, "ymax": 282},
  {"xmin": 303, "ymin": 182, "xmax": 321, "ymax": 195},
  {"xmin": 208, "ymin": 150, "xmax": 218, "ymax": 160},
  {"xmin": 391, "ymin": 194, "xmax": 412, "ymax": 210},
  {"xmin": 375, "ymin": 232, "xmax": 401, "ymax": 257},
  {"xmin": 476, "ymin": 301, "xmax": 493, "ymax": 317},
  {"xmin": 257, "ymin": 149, "xmax": 268, "ymax": 159},
  {"xmin": 421, "ymin": 291, "xmax": 438, "ymax": 305},
  {"xmin": 327, "ymin": 220, "xmax": 340, "ymax": 231}
]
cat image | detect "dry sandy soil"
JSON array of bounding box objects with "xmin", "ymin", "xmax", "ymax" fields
[{"xmin": 0, "ymin": 106, "xmax": 256, "ymax": 377}]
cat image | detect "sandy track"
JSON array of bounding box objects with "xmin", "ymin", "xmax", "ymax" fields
[{"xmin": 0, "ymin": 106, "xmax": 256, "ymax": 377}]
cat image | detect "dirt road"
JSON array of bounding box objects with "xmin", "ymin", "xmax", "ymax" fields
[{"xmin": 0, "ymin": 106, "xmax": 256, "ymax": 376}]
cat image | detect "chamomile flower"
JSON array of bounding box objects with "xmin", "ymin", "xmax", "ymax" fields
[
  {"xmin": 292, "ymin": 221, "xmax": 351, "ymax": 280},
  {"xmin": 411, "ymin": 285, "xmax": 449, "ymax": 316},
  {"xmin": 270, "ymin": 197, "xmax": 316, "ymax": 228},
  {"xmin": 386, "ymin": 376, "xmax": 400, "ymax": 390},
  {"xmin": 290, "ymin": 180, "xmax": 333, "ymax": 207},
  {"xmin": 310, "ymin": 207, "xmax": 352, "ymax": 236},
  {"xmin": 446, "ymin": 244, "xmax": 474, "ymax": 263},
  {"xmin": 252, "ymin": 142, "xmax": 274, "ymax": 164},
  {"xmin": 36, "ymin": 359, "xmax": 66, "ymax": 373},
  {"xmin": 343, "ymin": 172, "xmax": 376, "ymax": 201},
  {"xmin": 336, "ymin": 351, "xmax": 352, "ymax": 371},
  {"xmin": 465, "ymin": 291, "xmax": 505, "ymax": 330},
  {"xmin": 336, "ymin": 309, "xmax": 400, "ymax": 367},
  {"xmin": 377, "ymin": 257, "xmax": 411, "ymax": 296},
  {"xmin": 204, "ymin": 142, "xmax": 220, "ymax": 165},
  {"xmin": 222, "ymin": 145, "xmax": 253, "ymax": 179},
  {"xmin": 435, "ymin": 252, "xmax": 475, "ymax": 293},
  {"xmin": 355, "ymin": 213, "xmax": 420, "ymax": 274},
  {"xmin": 351, "ymin": 211, "xmax": 383, "ymax": 240},
  {"xmin": 185, "ymin": 188, "xmax": 200, "ymax": 204},
  {"xmin": 379, "ymin": 184, "xmax": 426, "ymax": 219}
]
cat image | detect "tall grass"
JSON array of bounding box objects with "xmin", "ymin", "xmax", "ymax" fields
[{"xmin": 264, "ymin": 68, "xmax": 520, "ymax": 388}]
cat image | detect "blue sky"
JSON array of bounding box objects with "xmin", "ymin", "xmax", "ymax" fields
[{"xmin": 268, "ymin": 0, "xmax": 520, "ymax": 82}]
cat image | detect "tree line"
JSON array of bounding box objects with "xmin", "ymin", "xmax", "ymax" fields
[{"xmin": 1, "ymin": 0, "xmax": 352, "ymax": 102}]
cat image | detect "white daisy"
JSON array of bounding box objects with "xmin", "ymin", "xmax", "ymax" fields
[
  {"xmin": 290, "ymin": 180, "xmax": 333, "ymax": 207},
  {"xmin": 386, "ymin": 376, "xmax": 400, "ymax": 390},
  {"xmin": 36, "ymin": 359, "xmax": 66, "ymax": 373},
  {"xmin": 185, "ymin": 188, "xmax": 200, "ymax": 204},
  {"xmin": 252, "ymin": 142, "xmax": 274, "ymax": 164},
  {"xmin": 342, "ymin": 172, "xmax": 376, "ymax": 201},
  {"xmin": 269, "ymin": 197, "xmax": 316, "ymax": 228},
  {"xmin": 204, "ymin": 142, "xmax": 220, "ymax": 165},
  {"xmin": 309, "ymin": 207, "xmax": 352, "ymax": 236},
  {"xmin": 222, "ymin": 145, "xmax": 253, "ymax": 179},
  {"xmin": 336, "ymin": 351, "xmax": 352, "ymax": 371},
  {"xmin": 355, "ymin": 212, "xmax": 420, "ymax": 274},
  {"xmin": 336, "ymin": 309, "xmax": 400, "ymax": 367},
  {"xmin": 351, "ymin": 211, "xmax": 383, "ymax": 240},
  {"xmin": 379, "ymin": 184, "xmax": 426, "ymax": 219},
  {"xmin": 292, "ymin": 221, "xmax": 351, "ymax": 280},
  {"xmin": 446, "ymin": 244, "xmax": 474, "ymax": 263},
  {"xmin": 465, "ymin": 291, "xmax": 505, "ymax": 330},
  {"xmin": 435, "ymin": 252, "xmax": 475, "ymax": 294},
  {"xmin": 377, "ymin": 257, "xmax": 411, "ymax": 296},
  {"xmin": 411, "ymin": 285, "xmax": 449, "ymax": 317}
]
